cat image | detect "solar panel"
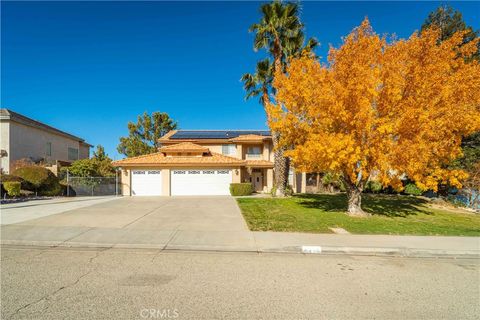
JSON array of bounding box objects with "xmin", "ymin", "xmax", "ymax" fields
[{"xmin": 170, "ymin": 130, "xmax": 271, "ymax": 139}]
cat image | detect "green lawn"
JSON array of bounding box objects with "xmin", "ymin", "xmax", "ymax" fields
[{"xmin": 236, "ymin": 194, "xmax": 480, "ymax": 236}]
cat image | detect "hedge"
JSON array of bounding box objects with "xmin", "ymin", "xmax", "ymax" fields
[
  {"xmin": 13, "ymin": 166, "xmax": 62, "ymax": 196},
  {"xmin": 365, "ymin": 181, "xmax": 383, "ymax": 193},
  {"xmin": 230, "ymin": 183, "xmax": 253, "ymax": 196},
  {"xmin": 404, "ymin": 183, "xmax": 423, "ymax": 196},
  {"xmin": 3, "ymin": 181, "xmax": 21, "ymax": 197}
]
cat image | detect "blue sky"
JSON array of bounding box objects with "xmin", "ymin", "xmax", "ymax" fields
[{"xmin": 2, "ymin": 1, "xmax": 479, "ymax": 159}]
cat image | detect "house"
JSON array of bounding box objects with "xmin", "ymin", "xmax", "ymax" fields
[
  {"xmin": 113, "ymin": 130, "xmax": 306, "ymax": 196},
  {"xmin": 0, "ymin": 108, "xmax": 91, "ymax": 174}
]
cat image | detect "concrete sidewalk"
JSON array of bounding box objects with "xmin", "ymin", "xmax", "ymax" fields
[{"xmin": 1, "ymin": 224, "xmax": 478, "ymax": 258}]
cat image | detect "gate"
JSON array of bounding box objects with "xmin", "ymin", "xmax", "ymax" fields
[{"xmin": 66, "ymin": 174, "xmax": 120, "ymax": 197}]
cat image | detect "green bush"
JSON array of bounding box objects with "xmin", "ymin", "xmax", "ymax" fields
[
  {"xmin": 0, "ymin": 174, "xmax": 24, "ymax": 183},
  {"xmin": 3, "ymin": 181, "xmax": 21, "ymax": 197},
  {"xmin": 365, "ymin": 181, "xmax": 383, "ymax": 193},
  {"xmin": 404, "ymin": 183, "xmax": 423, "ymax": 196},
  {"xmin": 13, "ymin": 166, "xmax": 61, "ymax": 195},
  {"xmin": 230, "ymin": 183, "xmax": 253, "ymax": 196}
]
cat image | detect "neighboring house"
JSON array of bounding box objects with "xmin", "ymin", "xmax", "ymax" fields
[
  {"xmin": 0, "ymin": 108, "xmax": 91, "ymax": 174},
  {"xmin": 113, "ymin": 130, "xmax": 306, "ymax": 196}
]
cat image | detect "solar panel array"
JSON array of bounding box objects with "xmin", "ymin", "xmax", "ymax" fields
[{"xmin": 170, "ymin": 130, "xmax": 271, "ymax": 139}]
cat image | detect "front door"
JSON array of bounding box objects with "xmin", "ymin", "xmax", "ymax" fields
[{"xmin": 252, "ymin": 172, "xmax": 263, "ymax": 192}]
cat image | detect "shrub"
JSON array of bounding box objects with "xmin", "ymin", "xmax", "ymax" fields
[
  {"xmin": 1, "ymin": 174, "xmax": 23, "ymax": 183},
  {"xmin": 230, "ymin": 183, "xmax": 253, "ymax": 196},
  {"xmin": 3, "ymin": 181, "xmax": 21, "ymax": 197},
  {"xmin": 365, "ymin": 181, "xmax": 383, "ymax": 193},
  {"xmin": 39, "ymin": 183, "xmax": 64, "ymax": 196},
  {"xmin": 404, "ymin": 183, "xmax": 423, "ymax": 196},
  {"xmin": 1, "ymin": 174, "xmax": 24, "ymax": 198},
  {"xmin": 66, "ymin": 158, "xmax": 116, "ymax": 178},
  {"xmin": 13, "ymin": 166, "xmax": 60, "ymax": 195}
]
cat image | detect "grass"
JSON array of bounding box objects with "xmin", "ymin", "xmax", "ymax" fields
[{"xmin": 236, "ymin": 193, "xmax": 480, "ymax": 236}]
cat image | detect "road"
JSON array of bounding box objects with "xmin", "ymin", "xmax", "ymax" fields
[{"xmin": 1, "ymin": 246, "xmax": 478, "ymax": 319}]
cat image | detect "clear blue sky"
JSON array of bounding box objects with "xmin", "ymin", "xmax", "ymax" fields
[{"xmin": 2, "ymin": 1, "xmax": 479, "ymax": 159}]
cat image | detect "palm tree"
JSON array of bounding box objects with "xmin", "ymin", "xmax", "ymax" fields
[
  {"xmin": 241, "ymin": 58, "xmax": 273, "ymax": 108},
  {"xmin": 243, "ymin": 0, "xmax": 317, "ymax": 196}
]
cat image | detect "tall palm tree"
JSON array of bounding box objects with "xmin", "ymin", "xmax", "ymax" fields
[{"xmin": 243, "ymin": 0, "xmax": 317, "ymax": 196}]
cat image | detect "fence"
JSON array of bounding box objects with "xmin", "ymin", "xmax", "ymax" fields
[{"xmin": 65, "ymin": 173, "xmax": 120, "ymax": 197}]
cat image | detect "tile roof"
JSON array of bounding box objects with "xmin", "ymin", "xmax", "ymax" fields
[
  {"xmin": 245, "ymin": 160, "xmax": 274, "ymax": 168},
  {"xmin": 113, "ymin": 142, "xmax": 274, "ymax": 168},
  {"xmin": 112, "ymin": 151, "xmax": 244, "ymax": 167},
  {"xmin": 159, "ymin": 142, "xmax": 209, "ymax": 153},
  {"xmin": 229, "ymin": 134, "xmax": 268, "ymax": 142}
]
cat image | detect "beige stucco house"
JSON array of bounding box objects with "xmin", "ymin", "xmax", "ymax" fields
[
  {"xmin": 113, "ymin": 130, "xmax": 306, "ymax": 196},
  {"xmin": 0, "ymin": 108, "xmax": 91, "ymax": 174}
]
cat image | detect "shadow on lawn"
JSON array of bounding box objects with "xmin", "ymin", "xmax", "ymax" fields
[{"xmin": 295, "ymin": 193, "xmax": 430, "ymax": 218}]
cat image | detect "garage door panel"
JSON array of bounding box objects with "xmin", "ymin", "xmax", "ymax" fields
[
  {"xmin": 171, "ymin": 169, "xmax": 232, "ymax": 196},
  {"xmin": 131, "ymin": 170, "xmax": 162, "ymax": 196}
]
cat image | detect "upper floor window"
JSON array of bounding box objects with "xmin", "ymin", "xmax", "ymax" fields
[
  {"xmin": 46, "ymin": 142, "xmax": 52, "ymax": 156},
  {"xmin": 68, "ymin": 147, "xmax": 79, "ymax": 161},
  {"xmin": 222, "ymin": 144, "xmax": 236, "ymax": 155},
  {"xmin": 247, "ymin": 146, "xmax": 262, "ymax": 157}
]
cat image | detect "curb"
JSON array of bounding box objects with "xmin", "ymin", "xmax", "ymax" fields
[
  {"xmin": 261, "ymin": 245, "xmax": 480, "ymax": 258},
  {"xmin": 1, "ymin": 240, "xmax": 478, "ymax": 258}
]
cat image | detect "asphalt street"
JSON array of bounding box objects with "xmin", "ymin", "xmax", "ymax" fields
[{"xmin": 1, "ymin": 246, "xmax": 479, "ymax": 320}]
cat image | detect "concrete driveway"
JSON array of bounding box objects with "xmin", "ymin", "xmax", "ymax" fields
[
  {"xmin": 11, "ymin": 196, "xmax": 248, "ymax": 231},
  {"xmin": 1, "ymin": 196, "xmax": 254, "ymax": 250},
  {"xmin": 0, "ymin": 196, "xmax": 119, "ymax": 225}
]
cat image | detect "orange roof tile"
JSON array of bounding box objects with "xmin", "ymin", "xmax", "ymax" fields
[
  {"xmin": 229, "ymin": 134, "xmax": 268, "ymax": 142},
  {"xmin": 112, "ymin": 151, "xmax": 244, "ymax": 167},
  {"xmin": 159, "ymin": 142, "xmax": 209, "ymax": 153},
  {"xmin": 245, "ymin": 160, "xmax": 274, "ymax": 168}
]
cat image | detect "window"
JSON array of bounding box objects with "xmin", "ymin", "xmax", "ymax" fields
[
  {"xmin": 46, "ymin": 142, "xmax": 52, "ymax": 156},
  {"xmin": 68, "ymin": 147, "xmax": 79, "ymax": 161},
  {"xmin": 222, "ymin": 144, "xmax": 236, "ymax": 155},
  {"xmin": 247, "ymin": 146, "xmax": 262, "ymax": 158}
]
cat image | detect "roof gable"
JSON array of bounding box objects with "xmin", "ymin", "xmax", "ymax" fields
[{"xmin": 159, "ymin": 142, "xmax": 209, "ymax": 153}]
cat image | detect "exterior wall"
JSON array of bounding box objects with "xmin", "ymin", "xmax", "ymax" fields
[
  {"xmin": 0, "ymin": 121, "xmax": 10, "ymax": 173},
  {"xmin": 79, "ymin": 142, "xmax": 90, "ymax": 159},
  {"xmin": 232, "ymin": 167, "xmax": 241, "ymax": 183},
  {"xmin": 266, "ymin": 168, "xmax": 274, "ymax": 192},
  {"xmin": 2, "ymin": 121, "xmax": 90, "ymax": 173},
  {"xmin": 162, "ymin": 168, "xmax": 170, "ymax": 196},
  {"xmin": 121, "ymin": 169, "xmax": 131, "ymax": 196}
]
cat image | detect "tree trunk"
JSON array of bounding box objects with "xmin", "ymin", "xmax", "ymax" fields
[
  {"xmin": 271, "ymin": 36, "xmax": 290, "ymax": 197},
  {"xmin": 343, "ymin": 178, "xmax": 370, "ymax": 217},
  {"xmin": 272, "ymin": 131, "xmax": 289, "ymax": 197}
]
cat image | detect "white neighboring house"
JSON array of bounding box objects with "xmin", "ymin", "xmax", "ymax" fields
[{"xmin": 0, "ymin": 108, "xmax": 91, "ymax": 174}]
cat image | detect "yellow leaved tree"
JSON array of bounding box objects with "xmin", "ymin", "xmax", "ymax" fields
[{"xmin": 268, "ymin": 18, "xmax": 480, "ymax": 217}]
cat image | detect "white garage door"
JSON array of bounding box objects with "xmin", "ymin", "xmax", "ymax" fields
[
  {"xmin": 131, "ymin": 170, "xmax": 162, "ymax": 196},
  {"xmin": 171, "ymin": 169, "xmax": 232, "ymax": 196}
]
